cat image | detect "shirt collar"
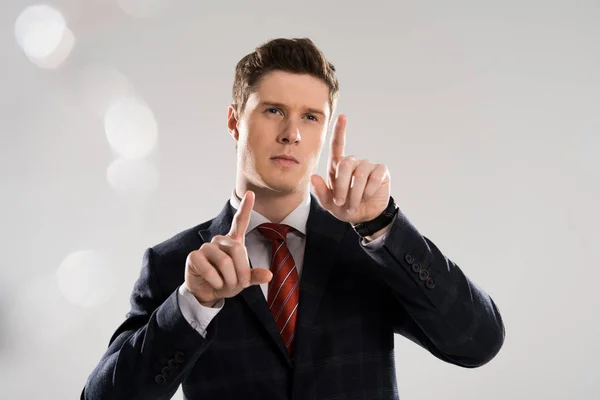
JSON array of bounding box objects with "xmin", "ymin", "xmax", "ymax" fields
[{"xmin": 229, "ymin": 189, "xmax": 310, "ymax": 236}]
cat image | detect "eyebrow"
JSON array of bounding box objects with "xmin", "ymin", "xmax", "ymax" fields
[{"xmin": 260, "ymin": 101, "xmax": 326, "ymax": 117}]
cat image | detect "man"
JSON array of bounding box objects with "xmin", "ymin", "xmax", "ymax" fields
[{"xmin": 82, "ymin": 38, "xmax": 505, "ymax": 400}]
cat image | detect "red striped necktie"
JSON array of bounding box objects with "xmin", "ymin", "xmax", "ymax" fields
[{"xmin": 256, "ymin": 223, "xmax": 299, "ymax": 355}]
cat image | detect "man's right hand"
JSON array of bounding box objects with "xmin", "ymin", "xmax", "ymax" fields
[{"xmin": 184, "ymin": 190, "xmax": 273, "ymax": 307}]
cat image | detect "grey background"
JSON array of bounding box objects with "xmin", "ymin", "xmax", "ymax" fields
[{"xmin": 1, "ymin": 0, "xmax": 598, "ymax": 399}]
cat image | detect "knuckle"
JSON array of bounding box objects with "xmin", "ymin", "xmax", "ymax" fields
[
  {"xmin": 202, "ymin": 266, "xmax": 218, "ymax": 280},
  {"xmin": 353, "ymin": 171, "xmax": 367, "ymax": 180},
  {"xmin": 370, "ymin": 173, "xmax": 383, "ymax": 182},
  {"xmin": 215, "ymin": 253, "xmax": 232, "ymax": 268},
  {"xmin": 340, "ymin": 158, "xmax": 352, "ymax": 168},
  {"xmin": 187, "ymin": 251, "xmax": 202, "ymax": 267},
  {"xmin": 377, "ymin": 164, "xmax": 388, "ymax": 175},
  {"xmin": 211, "ymin": 234, "xmax": 225, "ymax": 243},
  {"xmin": 200, "ymin": 242, "xmax": 213, "ymax": 252}
]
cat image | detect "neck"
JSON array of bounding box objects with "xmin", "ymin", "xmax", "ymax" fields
[{"xmin": 235, "ymin": 179, "xmax": 308, "ymax": 224}]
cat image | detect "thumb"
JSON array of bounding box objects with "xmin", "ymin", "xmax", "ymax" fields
[
  {"xmin": 250, "ymin": 268, "xmax": 273, "ymax": 286},
  {"xmin": 310, "ymin": 174, "xmax": 333, "ymax": 210}
]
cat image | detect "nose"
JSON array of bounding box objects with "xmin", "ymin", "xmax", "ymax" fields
[{"xmin": 279, "ymin": 121, "xmax": 301, "ymax": 144}]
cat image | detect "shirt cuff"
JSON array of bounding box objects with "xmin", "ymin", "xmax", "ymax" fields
[
  {"xmin": 177, "ymin": 283, "xmax": 224, "ymax": 338},
  {"xmin": 361, "ymin": 230, "xmax": 389, "ymax": 249}
]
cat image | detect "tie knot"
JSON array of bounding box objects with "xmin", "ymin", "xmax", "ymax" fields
[{"xmin": 256, "ymin": 223, "xmax": 293, "ymax": 242}]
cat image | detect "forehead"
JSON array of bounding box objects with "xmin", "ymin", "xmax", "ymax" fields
[{"xmin": 248, "ymin": 70, "xmax": 330, "ymax": 112}]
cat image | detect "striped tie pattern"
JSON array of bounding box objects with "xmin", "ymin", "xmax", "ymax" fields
[{"xmin": 256, "ymin": 223, "xmax": 299, "ymax": 355}]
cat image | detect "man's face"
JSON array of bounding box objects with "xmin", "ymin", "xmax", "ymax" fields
[{"xmin": 228, "ymin": 70, "xmax": 331, "ymax": 195}]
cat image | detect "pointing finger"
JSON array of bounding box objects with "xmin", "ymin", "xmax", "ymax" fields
[
  {"xmin": 330, "ymin": 114, "xmax": 347, "ymax": 165},
  {"xmin": 228, "ymin": 190, "xmax": 254, "ymax": 242}
]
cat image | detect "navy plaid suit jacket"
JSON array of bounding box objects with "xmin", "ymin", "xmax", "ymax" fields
[{"xmin": 82, "ymin": 194, "xmax": 505, "ymax": 399}]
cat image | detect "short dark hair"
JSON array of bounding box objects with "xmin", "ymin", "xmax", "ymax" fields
[{"xmin": 232, "ymin": 38, "xmax": 339, "ymax": 118}]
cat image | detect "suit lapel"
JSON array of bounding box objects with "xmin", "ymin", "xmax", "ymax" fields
[{"xmin": 198, "ymin": 194, "xmax": 348, "ymax": 369}]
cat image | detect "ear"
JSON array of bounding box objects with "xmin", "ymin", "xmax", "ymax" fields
[{"xmin": 227, "ymin": 104, "xmax": 239, "ymax": 141}]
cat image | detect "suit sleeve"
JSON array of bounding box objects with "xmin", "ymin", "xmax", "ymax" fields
[
  {"xmin": 359, "ymin": 208, "xmax": 505, "ymax": 368},
  {"xmin": 81, "ymin": 247, "xmax": 219, "ymax": 399}
]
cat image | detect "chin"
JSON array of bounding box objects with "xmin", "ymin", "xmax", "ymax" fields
[
  {"xmin": 251, "ymin": 163, "xmax": 309, "ymax": 193},
  {"xmin": 269, "ymin": 181, "xmax": 300, "ymax": 194},
  {"xmin": 262, "ymin": 175, "xmax": 304, "ymax": 194}
]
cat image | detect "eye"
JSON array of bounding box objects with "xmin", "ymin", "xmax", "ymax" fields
[
  {"xmin": 304, "ymin": 114, "xmax": 318, "ymax": 122},
  {"xmin": 265, "ymin": 107, "xmax": 281, "ymax": 115}
]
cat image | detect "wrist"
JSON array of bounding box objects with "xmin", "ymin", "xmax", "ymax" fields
[
  {"xmin": 352, "ymin": 196, "xmax": 398, "ymax": 238},
  {"xmin": 196, "ymin": 296, "xmax": 220, "ymax": 308},
  {"xmin": 183, "ymin": 283, "xmax": 221, "ymax": 308}
]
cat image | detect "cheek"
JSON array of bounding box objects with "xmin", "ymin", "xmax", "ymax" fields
[
  {"xmin": 246, "ymin": 121, "xmax": 272, "ymax": 148},
  {"xmin": 313, "ymin": 130, "xmax": 327, "ymax": 155},
  {"xmin": 240, "ymin": 125, "xmax": 261, "ymax": 151},
  {"xmin": 305, "ymin": 140, "xmax": 323, "ymax": 167}
]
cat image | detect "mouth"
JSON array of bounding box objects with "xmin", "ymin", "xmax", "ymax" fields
[
  {"xmin": 271, "ymin": 155, "xmax": 299, "ymax": 163},
  {"xmin": 271, "ymin": 155, "xmax": 300, "ymax": 167}
]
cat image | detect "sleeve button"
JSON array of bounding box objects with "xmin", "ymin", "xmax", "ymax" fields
[
  {"xmin": 418, "ymin": 269, "xmax": 429, "ymax": 281},
  {"xmin": 174, "ymin": 351, "xmax": 185, "ymax": 363},
  {"xmin": 155, "ymin": 375, "xmax": 167, "ymax": 385},
  {"xmin": 411, "ymin": 263, "xmax": 421, "ymax": 273},
  {"xmin": 425, "ymin": 278, "xmax": 436, "ymax": 289},
  {"xmin": 405, "ymin": 253, "xmax": 415, "ymax": 264}
]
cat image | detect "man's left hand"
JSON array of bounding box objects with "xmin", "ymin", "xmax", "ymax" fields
[{"xmin": 311, "ymin": 114, "xmax": 391, "ymax": 225}]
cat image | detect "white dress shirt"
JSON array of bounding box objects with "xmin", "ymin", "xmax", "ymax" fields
[{"xmin": 177, "ymin": 189, "xmax": 389, "ymax": 338}]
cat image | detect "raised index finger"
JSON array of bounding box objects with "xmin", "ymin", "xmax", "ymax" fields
[
  {"xmin": 228, "ymin": 190, "xmax": 255, "ymax": 242},
  {"xmin": 330, "ymin": 114, "xmax": 347, "ymax": 164}
]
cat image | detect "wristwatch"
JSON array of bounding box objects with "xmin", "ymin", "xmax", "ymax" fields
[{"xmin": 351, "ymin": 196, "xmax": 398, "ymax": 238}]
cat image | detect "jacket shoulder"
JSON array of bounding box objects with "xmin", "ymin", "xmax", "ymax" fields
[{"xmin": 150, "ymin": 218, "xmax": 214, "ymax": 259}]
